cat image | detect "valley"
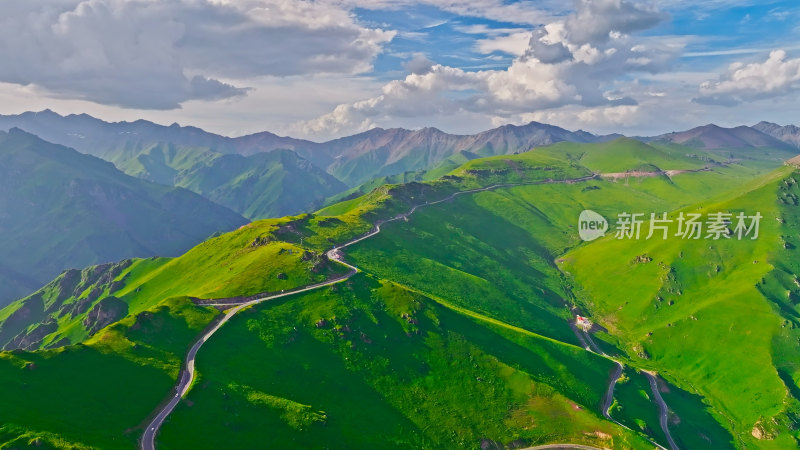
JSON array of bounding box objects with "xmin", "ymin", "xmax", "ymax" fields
[
  {"xmin": 0, "ymin": 127, "xmax": 798, "ymax": 450},
  {"xmin": 4, "ymin": 1, "xmax": 799, "ymax": 448}
]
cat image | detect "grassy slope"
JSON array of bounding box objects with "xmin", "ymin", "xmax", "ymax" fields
[
  {"xmin": 119, "ymin": 144, "xmax": 348, "ymax": 220},
  {"xmin": 0, "ymin": 297, "xmax": 217, "ymax": 449},
  {"xmin": 157, "ymin": 147, "xmax": 767, "ymax": 449},
  {"xmin": 537, "ymin": 138, "xmax": 711, "ymax": 173},
  {"xmin": 562, "ymin": 166, "xmax": 800, "ymax": 447},
  {"xmin": 0, "ymin": 129, "xmax": 247, "ymax": 307},
  {"xmin": 344, "ymin": 165, "xmax": 773, "ymax": 340},
  {"xmin": 0, "ymin": 139, "xmax": 787, "ymax": 448},
  {"xmin": 159, "ymin": 275, "xmax": 650, "ymax": 449},
  {"xmin": 0, "ymin": 217, "xmax": 350, "ymax": 351}
]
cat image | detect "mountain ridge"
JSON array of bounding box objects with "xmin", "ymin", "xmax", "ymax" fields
[
  {"xmin": 753, "ymin": 121, "xmax": 800, "ymax": 148},
  {"xmin": 650, "ymin": 123, "xmax": 794, "ymax": 149},
  {"xmin": 0, "ymin": 110, "xmax": 618, "ymax": 188},
  {"xmin": 0, "ymin": 128, "xmax": 247, "ymax": 306}
]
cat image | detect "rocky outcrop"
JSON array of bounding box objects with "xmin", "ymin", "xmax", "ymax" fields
[
  {"xmin": 754, "ymin": 121, "xmax": 800, "ymax": 149},
  {"xmin": 83, "ymin": 296, "xmax": 128, "ymax": 336},
  {"xmin": 0, "ymin": 259, "xmax": 136, "ymax": 350},
  {"xmin": 0, "ymin": 294, "xmax": 46, "ymax": 349},
  {"xmin": 4, "ymin": 319, "xmax": 58, "ymax": 350}
]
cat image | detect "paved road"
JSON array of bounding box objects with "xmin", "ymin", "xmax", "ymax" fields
[
  {"xmin": 139, "ymin": 264, "xmax": 357, "ymax": 450},
  {"xmin": 645, "ymin": 372, "xmax": 679, "ymax": 450},
  {"xmin": 580, "ymin": 327, "xmax": 603, "ymax": 355},
  {"xmin": 140, "ymin": 174, "xmax": 599, "ymax": 450},
  {"xmin": 602, "ymin": 362, "xmax": 624, "ymax": 421},
  {"xmin": 568, "ymin": 326, "xmax": 621, "ymax": 423},
  {"xmin": 571, "ymin": 324, "xmax": 669, "ymax": 450}
]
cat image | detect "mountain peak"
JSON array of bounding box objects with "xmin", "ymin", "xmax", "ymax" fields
[
  {"xmin": 7, "ymin": 127, "xmax": 35, "ymax": 138},
  {"xmin": 755, "ymin": 120, "xmax": 779, "ymax": 127},
  {"xmin": 754, "ymin": 121, "xmax": 800, "ymax": 149},
  {"xmin": 654, "ymin": 122, "xmax": 794, "ymax": 150},
  {"xmin": 34, "ymin": 109, "xmax": 61, "ymax": 118}
]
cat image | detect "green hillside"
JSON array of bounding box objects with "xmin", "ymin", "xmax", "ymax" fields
[
  {"xmin": 0, "ymin": 128, "xmax": 247, "ymax": 307},
  {"xmin": 0, "ymin": 138, "xmax": 794, "ymax": 449},
  {"xmin": 562, "ymin": 166, "xmax": 800, "ymax": 447},
  {"xmin": 118, "ymin": 144, "xmax": 347, "ymax": 219},
  {"xmin": 157, "ymin": 274, "xmax": 655, "ymax": 449},
  {"xmin": 0, "ymin": 215, "xmax": 352, "ymax": 351},
  {"xmin": 538, "ymin": 137, "xmax": 711, "ymax": 173},
  {"xmin": 157, "ymin": 144, "xmax": 769, "ymax": 449}
]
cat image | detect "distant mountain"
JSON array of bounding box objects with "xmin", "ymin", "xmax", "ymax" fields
[
  {"xmin": 171, "ymin": 149, "xmax": 347, "ymax": 219},
  {"xmin": 0, "ymin": 111, "xmax": 350, "ymax": 218},
  {"xmin": 0, "ymin": 128, "xmax": 247, "ymax": 306},
  {"xmin": 648, "ymin": 123, "xmax": 798, "ymax": 164},
  {"xmin": 312, "ymin": 122, "xmax": 618, "ymax": 186},
  {"xmin": 0, "ymin": 109, "xmax": 315, "ymax": 161},
  {"xmin": 0, "ymin": 111, "xmax": 616, "ymax": 188},
  {"xmin": 753, "ymin": 121, "xmax": 800, "ymax": 149},
  {"xmin": 114, "ymin": 143, "xmax": 347, "ymax": 219},
  {"xmin": 652, "ymin": 124, "xmax": 790, "ymax": 149}
]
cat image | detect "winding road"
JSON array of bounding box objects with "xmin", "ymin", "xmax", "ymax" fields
[
  {"xmin": 602, "ymin": 362, "xmax": 624, "ymax": 422},
  {"xmin": 571, "ymin": 323, "xmax": 674, "ymax": 450},
  {"xmin": 140, "ymin": 175, "xmax": 599, "ymax": 450},
  {"xmin": 645, "ymin": 372, "xmax": 679, "ymax": 450},
  {"xmin": 139, "ymin": 172, "xmax": 673, "ymax": 450}
]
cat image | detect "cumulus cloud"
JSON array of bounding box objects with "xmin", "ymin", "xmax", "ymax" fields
[
  {"xmin": 404, "ymin": 53, "xmax": 436, "ymax": 75},
  {"xmin": 292, "ymin": 0, "xmax": 679, "ymax": 138},
  {"xmin": 295, "ymin": 65, "xmax": 489, "ymax": 137},
  {"xmin": 695, "ymin": 50, "xmax": 800, "ymax": 106},
  {"xmin": 0, "ymin": 0, "xmax": 394, "ymax": 109},
  {"xmin": 563, "ymin": 0, "xmax": 667, "ymax": 45},
  {"xmin": 524, "ymin": 29, "xmax": 573, "ymax": 64},
  {"xmin": 475, "ymin": 32, "xmax": 532, "ymax": 56},
  {"xmin": 500, "ymin": 104, "xmax": 642, "ymax": 130}
]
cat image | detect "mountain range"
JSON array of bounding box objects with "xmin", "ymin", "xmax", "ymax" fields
[
  {"xmin": 0, "ymin": 110, "xmax": 619, "ymax": 202},
  {"xmin": 0, "ymin": 128, "xmax": 246, "ymax": 306},
  {"xmin": 3, "ymin": 112, "xmax": 798, "ymax": 190},
  {"xmin": 2, "ymin": 135, "xmax": 799, "ymax": 448},
  {"xmin": 753, "ymin": 121, "xmax": 800, "ymax": 148},
  {"xmin": 1, "ymin": 111, "xmax": 799, "ymax": 308}
]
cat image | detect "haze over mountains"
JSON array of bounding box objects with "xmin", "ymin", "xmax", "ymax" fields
[
  {"xmin": 1, "ymin": 110, "xmax": 798, "ymax": 306},
  {"xmin": 0, "ymin": 128, "xmax": 247, "ymax": 306},
  {"xmin": 2, "ymin": 133, "xmax": 799, "ymax": 448},
  {"xmin": 753, "ymin": 121, "xmax": 800, "ymax": 149},
  {"xmin": 0, "ymin": 110, "xmax": 619, "ymax": 195},
  {"xmin": 645, "ymin": 123, "xmax": 799, "ymax": 166}
]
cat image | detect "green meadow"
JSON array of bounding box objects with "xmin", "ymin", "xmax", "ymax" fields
[{"xmin": 0, "ymin": 138, "xmax": 796, "ymax": 448}]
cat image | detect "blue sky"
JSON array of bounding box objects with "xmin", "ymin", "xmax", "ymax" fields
[
  {"xmin": 364, "ymin": 3, "xmax": 779, "ymax": 73},
  {"xmin": 0, "ymin": 0, "xmax": 798, "ymax": 139},
  {"xmin": 362, "ymin": 1, "xmax": 800, "ymax": 79}
]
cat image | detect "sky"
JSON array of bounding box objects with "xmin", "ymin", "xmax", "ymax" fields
[{"xmin": 0, "ymin": 0, "xmax": 798, "ymax": 141}]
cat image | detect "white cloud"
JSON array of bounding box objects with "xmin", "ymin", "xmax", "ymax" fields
[
  {"xmin": 563, "ymin": 0, "xmax": 667, "ymax": 45},
  {"xmin": 695, "ymin": 50, "xmax": 800, "ymax": 106},
  {"xmin": 475, "ymin": 32, "xmax": 532, "ymax": 56},
  {"xmin": 0, "ymin": 0, "xmax": 394, "ymax": 109},
  {"xmin": 404, "ymin": 53, "xmax": 436, "ymax": 75},
  {"xmin": 453, "ymin": 24, "xmax": 527, "ymax": 36},
  {"xmin": 346, "ymin": 0, "xmax": 557, "ymax": 25},
  {"xmin": 498, "ymin": 104, "xmax": 642, "ymax": 130},
  {"xmin": 292, "ymin": 0, "xmax": 680, "ymax": 139},
  {"xmin": 0, "ymin": 75, "xmax": 386, "ymax": 138}
]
